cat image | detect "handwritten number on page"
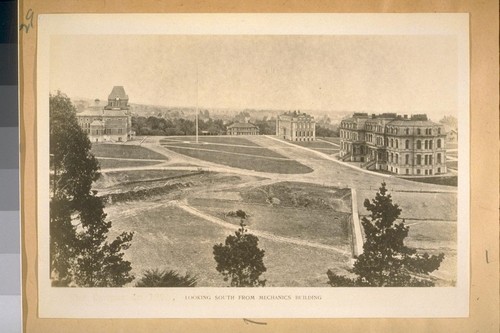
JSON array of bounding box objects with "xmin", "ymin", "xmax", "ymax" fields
[{"xmin": 19, "ymin": 8, "xmax": 34, "ymax": 33}]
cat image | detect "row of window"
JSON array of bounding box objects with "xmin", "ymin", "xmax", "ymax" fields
[
  {"xmin": 295, "ymin": 122, "xmax": 314, "ymax": 129},
  {"xmin": 341, "ymin": 123, "xmax": 443, "ymax": 136},
  {"xmin": 391, "ymin": 167, "xmax": 442, "ymax": 175},
  {"xmin": 91, "ymin": 128, "xmax": 124, "ymax": 135},
  {"xmin": 295, "ymin": 130, "xmax": 314, "ymax": 137},
  {"xmin": 79, "ymin": 117, "xmax": 126, "ymax": 123},
  {"xmin": 389, "ymin": 153, "xmax": 443, "ymax": 165},
  {"xmin": 342, "ymin": 134, "xmax": 443, "ymax": 150}
]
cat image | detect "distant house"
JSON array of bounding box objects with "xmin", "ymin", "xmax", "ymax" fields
[
  {"xmin": 76, "ymin": 86, "xmax": 133, "ymax": 143},
  {"xmin": 227, "ymin": 122, "xmax": 259, "ymax": 136},
  {"xmin": 276, "ymin": 110, "xmax": 316, "ymax": 141},
  {"xmin": 447, "ymin": 128, "xmax": 458, "ymax": 143}
]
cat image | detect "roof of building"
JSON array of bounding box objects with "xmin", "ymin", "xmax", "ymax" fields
[
  {"xmin": 280, "ymin": 110, "xmax": 314, "ymax": 119},
  {"xmin": 108, "ymin": 86, "xmax": 128, "ymax": 100},
  {"xmin": 227, "ymin": 122, "xmax": 258, "ymax": 129},
  {"xmin": 388, "ymin": 120, "xmax": 440, "ymax": 127},
  {"xmin": 90, "ymin": 120, "xmax": 103, "ymax": 126},
  {"xmin": 77, "ymin": 109, "xmax": 102, "ymax": 117}
]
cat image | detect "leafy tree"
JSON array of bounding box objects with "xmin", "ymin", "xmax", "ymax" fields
[
  {"xmin": 439, "ymin": 115, "xmax": 458, "ymax": 130},
  {"xmin": 213, "ymin": 221, "xmax": 266, "ymax": 287},
  {"xmin": 135, "ymin": 269, "xmax": 197, "ymax": 287},
  {"xmin": 50, "ymin": 91, "xmax": 134, "ymax": 287},
  {"xmin": 327, "ymin": 182, "xmax": 444, "ymax": 287}
]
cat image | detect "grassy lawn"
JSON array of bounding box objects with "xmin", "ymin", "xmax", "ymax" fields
[
  {"xmin": 403, "ymin": 175, "xmax": 458, "ymax": 187},
  {"xmin": 189, "ymin": 198, "xmax": 351, "ymax": 248},
  {"xmin": 447, "ymin": 161, "xmax": 458, "ymax": 169},
  {"xmin": 106, "ymin": 203, "xmax": 351, "ymax": 287},
  {"xmin": 405, "ymin": 220, "xmax": 457, "ymax": 286},
  {"xmin": 164, "ymin": 146, "xmax": 313, "ymax": 174},
  {"xmin": 258, "ymin": 238, "xmax": 351, "ymax": 287},
  {"xmin": 357, "ymin": 190, "xmax": 457, "ymax": 221},
  {"xmin": 92, "ymin": 144, "xmax": 168, "ymax": 160},
  {"xmin": 288, "ymin": 140, "xmax": 340, "ymax": 155},
  {"xmin": 106, "ymin": 204, "xmax": 229, "ymax": 287},
  {"xmin": 97, "ymin": 159, "xmax": 164, "ymax": 169},
  {"xmin": 239, "ymin": 181, "xmax": 352, "ymax": 212},
  {"xmin": 161, "ymin": 136, "xmax": 260, "ymax": 147},
  {"xmin": 161, "ymin": 141, "xmax": 285, "ymax": 158},
  {"xmin": 317, "ymin": 137, "xmax": 341, "ymax": 145}
]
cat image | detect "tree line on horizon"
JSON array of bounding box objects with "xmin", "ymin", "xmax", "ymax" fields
[{"xmin": 131, "ymin": 115, "xmax": 338, "ymax": 137}]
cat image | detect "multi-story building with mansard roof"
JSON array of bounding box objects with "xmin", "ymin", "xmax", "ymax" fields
[
  {"xmin": 76, "ymin": 86, "xmax": 133, "ymax": 143},
  {"xmin": 340, "ymin": 113, "xmax": 447, "ymax": 176}
]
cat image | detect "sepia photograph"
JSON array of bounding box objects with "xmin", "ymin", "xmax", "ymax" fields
[{"xmin": 36, "ymin": 13, "xmax": 470, "ymax": 318}]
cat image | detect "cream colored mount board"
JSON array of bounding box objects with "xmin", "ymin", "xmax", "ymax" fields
[{"xmin": 36, "ymin": 13, "xmax": 469, "ymax": 318}]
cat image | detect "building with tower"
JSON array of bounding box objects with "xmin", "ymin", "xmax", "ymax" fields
[{"xmin": 76, "ymin": 86, "xmax": 133, "ymax": 143}]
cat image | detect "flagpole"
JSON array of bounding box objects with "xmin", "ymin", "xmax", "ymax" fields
[{"xmin": 195, "ymin": 63, "xmax": 199, "ymax": 144}]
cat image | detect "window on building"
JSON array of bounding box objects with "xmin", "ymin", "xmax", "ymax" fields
[
  {"xmin": 417, "ymin": 128, "xmax": 421, "ymax": 135},
  {"xmin": 437, "ymin": 139, "xmax": 442, "ymax": 148},
  {"xmin": 390, "ymin": 139, "xmax": 393, "ymax": 147},
  {"xmin": 405, "ymin": 154, "xmax": 409, "ymax": 164},
  {"xmin": 429, "ymin": 155, "xmax": 433, "ymax": 164},
  {"xmin": 396, "ymin": 140, "xmax": 399, "ymax": 148},
  {"xmin": 417, "ymin": 169, "xmax": 421, "ymax": 175},
  {"xmin": 438, "ymin": 167, "xmax": 441, "ymax": 173},
  {"xmin": 406, "ymin": 169, "xmax": 409, "ymax": 174},
  {"xmin": 405, "ymin": 139, "xmax": 409, "ymax": 149},
  {"xmin": 416, "ymin": 140, "xmax": 421, "ymax": 149},
  {"xmin": 416, "ymin": 155, "xmax": 421, "ymax": 165},
  {"xmin": 424, "ymin": 155, "xmax": 428, "ymax": 165},
  {"xmin": 438, "ymin": 128, "xmax": 441, "ymax": 134},
  {"xmin": 429, "ymin": 140, "xmax": 433, "ymax": 149},
  {"xmin": 437, "ymin": 153, "xmax": 442, "ymax": 163},
  {"xmin": 424, "ymin": 140, "xmax": 428, "ymax": 149},
  {"xmin": 395, "ymin": 154, "xmax": 399, "ymax": 164}
]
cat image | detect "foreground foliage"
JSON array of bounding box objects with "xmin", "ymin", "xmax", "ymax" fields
[
  {"xmin": 213, "ymin": 220, "xmax": 266, "ymax": 287},
  {"xmin": 135, "ymin": 269, "xmax": 197, "ymax": 287},
  {"xmin": 327, "ymin": 182, "xmax": 445, "ymax": 287},
  {"xmin": 50, "ymin": 91, "xmax": 134, "ymax": 287}
]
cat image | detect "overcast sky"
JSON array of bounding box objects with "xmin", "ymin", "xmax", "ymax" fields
[{"xmin": 50, "ymin": 34, "xmax": 458, "ymax": 119}]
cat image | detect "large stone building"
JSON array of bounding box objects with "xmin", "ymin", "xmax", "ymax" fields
[
  {"xmin": 227, "ymin": 122, "xmax": 259, "ymax": 135},
  {"xmin": 76, "ymin": 86, "xmax": 133, "ymax": 143},
  {"xmin": 276, "ymin": 111, "xmax": 315, "ymax": 141},
  {"xmin": 340, "ymin": 113, "xmax": 447, "ymax": 176}
]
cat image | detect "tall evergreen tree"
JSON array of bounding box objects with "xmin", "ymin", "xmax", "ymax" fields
[
  {"xmin": 213, "ymin": 220, "xmax": 266, "ymax": 287},
  {"xmin": 50, "ymin": 91, "xmax": 134, "ymax": 287},
  {"xmin": 327, "ymin": 182, "xmax": 444, "ymax": 287}
]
